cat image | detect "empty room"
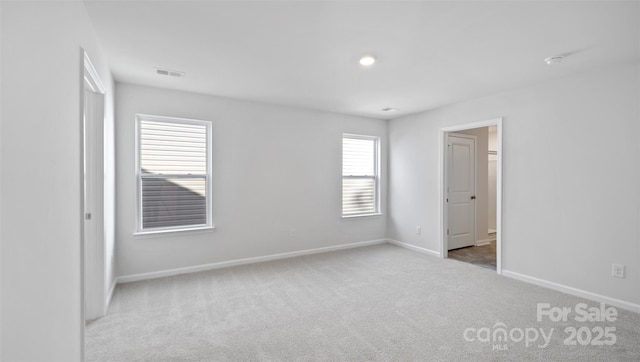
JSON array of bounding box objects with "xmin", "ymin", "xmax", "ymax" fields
[{"xmin": 1, "ymin": 1, "xmax": 640, "ymax": 361}]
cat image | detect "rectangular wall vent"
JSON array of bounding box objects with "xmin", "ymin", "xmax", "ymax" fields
[{"xmin": 155, "ymin": 68, "xmax": 185, "ymax": 78}]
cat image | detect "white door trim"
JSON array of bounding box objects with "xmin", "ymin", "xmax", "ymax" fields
[
  {"xmin": 446, "ymin": 133, "xmax": 477, "ymax": 250},
  {"xmin": 82, "ymin": 50, "xmax": 107, "ymax": 325},
  {"xmin": 84, "ymin": 52, "xmax": 106, "ymax": 94},
  {"xmin": 439, "ymin": 118, "xmax": 503, "ymax": 274}
]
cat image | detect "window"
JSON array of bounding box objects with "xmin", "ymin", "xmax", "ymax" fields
[
  {"xmin": 136, "ymin": 114, "xmax": 212, "ymax": 233},
  {"xmin": 342, "ymin": 134, "xmax": 380, "ymax": 217}
]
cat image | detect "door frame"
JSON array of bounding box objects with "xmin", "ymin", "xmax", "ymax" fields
[
  {"xmin": 439, "ymin": 118, "xmax": 503, "ymax": 274},
  {"xmin": 446, "ymin": 133, "xmax": 477, "ymax": 251},
  {"xmin": 81, "ymin": 49, "xmax": 107, "ymax": 324}
]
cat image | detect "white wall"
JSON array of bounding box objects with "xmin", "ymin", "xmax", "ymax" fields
[
  {"xmin": 0, "ymin": 1, "xmax": 114, "ymax": 360},
  {"xmin": 389, "ymin": 63, "xmax": 640, "ymax": 307},
  {"xmin": 115, "ymin": 83, "xmax": 387, "ymax": 278},
  {"xmin": 454, "ymin": 127, "xmax": 490, "ymax": 244}
]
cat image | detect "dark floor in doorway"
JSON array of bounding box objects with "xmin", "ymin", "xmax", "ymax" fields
[{"xmin": 448, "ymin": 239, "xmax": 496, "ymax": 270}]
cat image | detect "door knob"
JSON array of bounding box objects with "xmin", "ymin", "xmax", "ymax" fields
[{"xmin": 470, "ymin": 195, "xmax": 476, "ymax": 200}]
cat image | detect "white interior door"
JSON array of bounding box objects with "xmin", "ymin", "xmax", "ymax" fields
[
  {"xmin": 83, "ymin": 88, "xmax": 105, "ymax": 321},
  {"xmin": 447, "ymin": 134, "xmax": 476, "ymax": 250}
]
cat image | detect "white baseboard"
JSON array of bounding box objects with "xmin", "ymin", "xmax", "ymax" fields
[
  {"xmin": 117, "ymin": 239, "xmax": 388, "ymax": 284},
  {"xmin": 387, "ymin": 239, "xmax": 441, "ymax": 257},
  {"xmin": 502, "ymin": 270, "xmax": 640, "ymax": 314},
  {"xmin": 475, "ymin": 239, "xmax": 493, "ymax": 246}
]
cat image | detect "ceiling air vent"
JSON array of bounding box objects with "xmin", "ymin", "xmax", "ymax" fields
[{"xmin": 155, "ymin": 68, "xmax": 185, "ymax": 78}]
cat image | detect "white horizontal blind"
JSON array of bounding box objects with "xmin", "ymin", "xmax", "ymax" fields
[
  {"xmin": 342, "ymin": 135, "xmax": 378, "ymax": 216},
  {"xmin": 137, "ymin": 116, "xmax": 210, "ymax": 231}
]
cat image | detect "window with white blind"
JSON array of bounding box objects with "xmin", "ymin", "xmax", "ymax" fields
[
  {"xmin": 135, "ymin": 114, "xmax": 212, "ymax": 233},
  {"xmin": 342, "ymin": 134, "xmax": 380, "ymax": 217}
]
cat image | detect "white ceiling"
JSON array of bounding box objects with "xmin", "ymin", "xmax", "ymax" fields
[{"xmin": 84, "ymin": 1, "xmax": 639, "ymax": 119}]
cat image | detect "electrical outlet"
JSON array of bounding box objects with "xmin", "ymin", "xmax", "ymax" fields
[
  {"xmin": 290, "ymin": 229, "xmax": 296, "ymax": 238},
  {"xmin": 416, "ymin": 226, "xmax": 421, "ymax": 235},
  {"xmin": 611, "ymin": 264, "xmax": 625, "ymax": 278}
]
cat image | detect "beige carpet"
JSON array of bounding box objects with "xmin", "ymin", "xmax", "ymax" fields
[{"xmin": 87, "ymin": 244, "xmax": 640, "ymax": 361}]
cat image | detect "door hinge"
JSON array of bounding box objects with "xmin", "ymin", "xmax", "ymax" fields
[
  {"xmin": 85, "ymin": 213, "xmax": 92, "ymax": 220},
  {"xmin": 447, "ymin": 229, "xmax": 449, "ymax": 235}
]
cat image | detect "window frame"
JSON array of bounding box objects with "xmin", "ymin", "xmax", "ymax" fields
[
  {"xmin": 134, "ymin": 114, "xmax": 214, "ymax": 235},
  {"xmin": 341, "ymin": 133, "xmax": 381, "ymax": 218}
]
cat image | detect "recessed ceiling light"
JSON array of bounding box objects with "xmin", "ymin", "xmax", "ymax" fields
[
  {"xmin": 544, "ymin": 56, "xmax": 564, "ymax": 65},
  {"xmin": 359, "ymin": 55, "xmax": 376, "ymax": 66},
  {"xmin": 382, "ymin": 107, "xmax": 399, "ymax": 112}
]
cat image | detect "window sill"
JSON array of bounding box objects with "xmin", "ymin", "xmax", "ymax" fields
[
  {"xmin": 134, "ymin": 225, "xmax": 216, "ymax": 237},
  {"xmin": 341, "ymin": 213, "xmax": 383, "ymax": 219}
]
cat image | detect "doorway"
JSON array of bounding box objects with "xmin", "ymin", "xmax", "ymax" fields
[{"xmin": 440, "ymin": 119, "xmax": 502, "ymax": 274}]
